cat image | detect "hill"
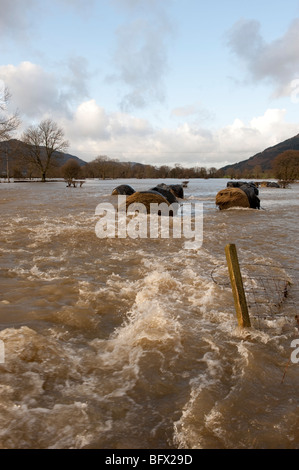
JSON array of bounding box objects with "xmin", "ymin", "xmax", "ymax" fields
[
  {"xmin": 0, "ymin": 139, "xmax": 87, "ymax": 166},
  {"xmin": 221, "ymin": 133, "xmax": 299, "ymax": 174},
  {"xmin": 0, "ymin": 139, "xmax": 87, "ymax": 177}
]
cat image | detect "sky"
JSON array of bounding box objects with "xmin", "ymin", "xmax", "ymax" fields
[{"xmin": 1, "ymin": 0, "xmax": 299, "ymax": 168}]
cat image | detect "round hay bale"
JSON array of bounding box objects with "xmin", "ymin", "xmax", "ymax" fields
[
  {"xmin": 239, "ymin": 185, "xmax": 260, "ymax": 209},
  {"xmin": 215, "ymin": 187, "xmax": 250, "ymax": 210},
  {"xmin": 150, "ymin": 187, "xmax": 178, "ymax": 204},
  {"xmin": 156, "ymin": 183, "xmax": 184, "ymax": 199},
  {"xmin": 112, "ymin": 185, "xmax": 135, "ymax": 196},
  {"xmin": 169, "ymin": 184, "xmax": 184, "ymax": 199},
  {"xmin": 125, "ymin": 191, "xmax": 174, "ymax": 216}
]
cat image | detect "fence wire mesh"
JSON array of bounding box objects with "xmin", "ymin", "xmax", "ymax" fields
[{"xmin": 211, "ymin": 263, "xmax": 298, "ymax": 329}]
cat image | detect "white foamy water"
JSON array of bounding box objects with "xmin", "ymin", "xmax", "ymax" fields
[{"xmin": 0, "ymin": 178, "xmax": 298, "ymax": 449}]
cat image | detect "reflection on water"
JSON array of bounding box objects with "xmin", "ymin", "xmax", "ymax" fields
[{"xmin": 0, "ymin": 179, "xmax": 299, "ymax": 449}]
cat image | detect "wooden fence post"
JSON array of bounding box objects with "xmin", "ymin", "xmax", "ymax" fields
[{"xmin": 225, "ymin": 244, "xmax": 251, "ymax": 328}]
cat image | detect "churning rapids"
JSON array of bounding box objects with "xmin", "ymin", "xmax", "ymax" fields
[{"xmin": 0, "ymin": 178, "xmax": 298, "ymax": 449}]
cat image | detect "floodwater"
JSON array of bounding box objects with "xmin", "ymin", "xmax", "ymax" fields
[{"xmin": 0, "ymin": 178, "xmax": 298, "ymax": 449}]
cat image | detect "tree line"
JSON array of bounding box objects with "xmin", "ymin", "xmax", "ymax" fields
[
  {"xmin": 1, "ymin": 138, "xmax": 225, "ymax": 181},
  {"xmin": 1, "ymin": 86, "xmax": 299, "ymax": 183}
]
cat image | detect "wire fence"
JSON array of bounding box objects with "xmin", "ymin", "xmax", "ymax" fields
[{"xmin": 211, "ymin": 262, "xmax": 299, "ymax": 329}]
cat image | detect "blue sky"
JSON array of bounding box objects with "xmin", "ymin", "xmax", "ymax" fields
[{"xmin": 1, "ymin": 0, "xmax": 299, "ymax": 167}]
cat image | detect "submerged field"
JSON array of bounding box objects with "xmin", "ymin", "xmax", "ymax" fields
[{"xmin": 0, "ymin": 178, "xmax": 298, "ymax": 449}]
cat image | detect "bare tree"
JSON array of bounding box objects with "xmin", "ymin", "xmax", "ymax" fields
[
  {"xmin": 0, "ymin": 86, "xmax": 20, "ymax": 141},
  {"xmin": 157, "ymin": 165, "xmax": 171, "ymax": 178},
  {"xmin": 22, "ymin": 119, "xmax": 69, "ymax": 182},
  {"xmin": 273, "ymin": 150, "xmax": 299, "ymax": 184},
  {"xmin": 0, "ymin": 86, "xmax": 20, "ymax": 181},
  {"xmin": 92, "ymin": 155, "xmax": 110, "ymax": 179},
  {"xmin": 61, "ymin": 158, "xmax": 81, "ymax": 182}
]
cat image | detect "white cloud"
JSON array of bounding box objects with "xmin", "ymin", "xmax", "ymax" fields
[
  {"xmin": 0, "ymin": 60, "xmax": 89, "ymax": 119},
  {"xmin": 108, "ymin": 0, "xmax": 175, "ymax": 111},
  {"xmin": 216, "ymin": 109, "xmax": 299, "ymax": 165},
  {"xmin": 59, "ymin": 56, "xmax": 90, "ymax": 107},
  {"xmin": 62, "ymin": 99, "xmax": 154, "ymax": 158},
  {"xmin": 63, "ymin": 102, "xmax": 299, "ymax": 168},
  {"xmin": 69, "ymin": 100, "xmax": 110, "ymax": 140},
  {"xmin": 1, "ymin": 60, "xmax": 298, "ymax": 167},
  {"xmin": 0, "ymin": 62, "xmax": 59, "ymax": 118},
  {"xmin": 0, "ymin": 0, "xmax": 38, "ymax": 42},
  {"xmin": 227, "ymin": 18, "xmax": 299, "ymax": 97}
]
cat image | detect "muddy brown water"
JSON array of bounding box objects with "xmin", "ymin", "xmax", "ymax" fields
[{"xmin": 0, "ymin": 178, "xmax": 298, "ymax": 449}]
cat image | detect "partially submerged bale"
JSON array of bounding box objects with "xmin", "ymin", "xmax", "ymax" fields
[
  {"xmin": 169, "ymin": 184, "xmax": 184, "ymax": 199},
  {"xmin": 150, "ymin": 187, "xmax": 178, "ymax": 204},
  {"xmin": 112, "ymin": 185, "xmax": 135, "ymax": 196},
  {"xmin": 215, "ymin": 187, "xmax": 250, "ymax": 210},
  {"xmin": 227, "ymin": 181, "xmax": 258, "ymax": 194},
  {"xmin": 239, "ymin": 185, "xmax": 260, "ymax": 209},
  {"xmin": 156, "ymin": 183, "xmax": 184, "ymax": 199},
  {"xmin": 125, "ymin": 191, "xmax": 175, "ymax": 216},
  {"xmin": 225, "ymin": 181, "xmax": 260, "ymax": 209},
  {"xmin": 227, "ymin": 181, "xmax": 247, "ymax": 188}
]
